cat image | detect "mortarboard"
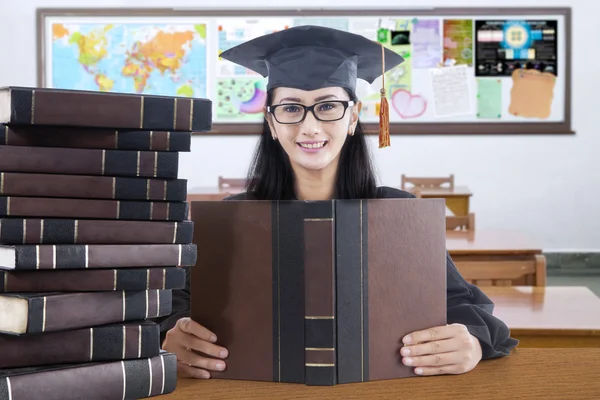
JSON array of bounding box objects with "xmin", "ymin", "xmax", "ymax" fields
[{"xmin": 219, "ymin": 25, "xmax": 405, "ymax": 148}]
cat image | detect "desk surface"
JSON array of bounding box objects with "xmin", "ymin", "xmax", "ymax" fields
[
  {"xmin": 446, "ymin": 229, "xmax": 542, "ymax": 255},
  {"xmin": 483, "ymin": 286, "xmax": 600, "ymax": 334},
  {"xmin": 162, "ymin": 348, "xmax": 600, "ymax": 399},
  {"xmin": 409, "ymin": 186, "xmax": 473, "ymax": 197}
]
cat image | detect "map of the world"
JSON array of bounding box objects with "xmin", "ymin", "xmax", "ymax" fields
[{"xmin": 50, "ymin": 23, "xmax": 207, "ymax": 97}]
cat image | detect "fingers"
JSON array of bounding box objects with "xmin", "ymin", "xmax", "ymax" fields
[
  {"xmin": 177, "ymin": 361, "xmax": 211, "ymax": 379},
  {"xmin": 413, "ymin": 365, "xmax": 467, "ymax": 376},
  {"xmin": 402, "ymin": 324, "xmax": 463, "ymax": 345},
  {"xmin": 177, "ymin": 317, "xmax": 217, "ymax": 343},
  {"xmin": 178, "ymin": 331, "xmax": 229, "ymax": 359},
  {"xmin": 179, "ymin": 347, "xmax": 227, "ymax": 372},
  {"xmin": 401, "ymin": 338, "xmax": 460, "ymax": 357},
  {"xmin": 402, "ymin": 350, "xmax": 465, "ymax": 368}
]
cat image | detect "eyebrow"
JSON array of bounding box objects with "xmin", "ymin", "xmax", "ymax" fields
[{"xmin": 278, "ymin": 94, "xmax": 339, "ymax": 104}]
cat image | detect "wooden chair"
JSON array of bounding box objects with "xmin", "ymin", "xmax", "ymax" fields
[
  {"xmin": 401, "ymin": 174, "xmax": 454, "ymax": 191},
  {"xmin": 218, "ymin": 176, "xmax": 246, "ymax": 189},
  {"xmin": 454, "ymin": 256, "xmax": 547, "ymax": 287},
  {"xmin": 446, "ymin": 213, "xmax": 475, "ymax": 231}
]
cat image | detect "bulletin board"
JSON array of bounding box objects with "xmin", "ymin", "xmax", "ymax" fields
[{"xmin": 36, "ymin": 7, "xmax": 572, "ymax": 135}]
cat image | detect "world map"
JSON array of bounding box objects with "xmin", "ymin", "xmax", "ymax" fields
[{"xmin": 51, "ymin": 23, "xmax": 207, "ymax": 97}]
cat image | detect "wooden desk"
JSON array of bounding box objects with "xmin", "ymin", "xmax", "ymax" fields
[
  {"xmin": 161, "ymin": 348, "xmax": 600, "ymax": 399},
  {"xmin": 446, "ymin": 230, "xmax": 546, "ymax": 286},
  {"xmin": 409, "ymin": 186, "xmax": 472, "ymax": 216},
  {"xmin": 187, "ymin": 187, "xmax": 244, "ymax": 201},
  {"xmin": 483, "ymin": 286, "xmax": 600, "ymax": 348}
]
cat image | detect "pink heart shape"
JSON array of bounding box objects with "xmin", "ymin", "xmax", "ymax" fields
[{"xmin": 391, "ymin": 89, "xmax": 427, "ymax": 119}]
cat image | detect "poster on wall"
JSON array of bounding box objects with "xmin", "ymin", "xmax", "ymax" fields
[{"xmin": 48, "ymin": 19, "xmax": 208, "ymax": 97}]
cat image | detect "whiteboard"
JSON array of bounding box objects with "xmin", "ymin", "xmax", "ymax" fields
[{"xmin": 37, "ymin": 7, "xmax": 572, "ymax": 135}]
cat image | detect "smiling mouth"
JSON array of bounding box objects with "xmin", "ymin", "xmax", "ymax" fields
[{"xmin": 297, "ymin": 141, "xmax": 328, "ymax": 149}]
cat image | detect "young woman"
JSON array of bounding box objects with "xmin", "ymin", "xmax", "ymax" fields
[{"xmin": 159, "ymin": 25, "xmax": 518, "ymax": 380}]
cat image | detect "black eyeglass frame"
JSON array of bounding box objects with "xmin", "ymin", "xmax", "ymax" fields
[{"xmin": 266, "ymin": 100, "xmax": 355, "ymax": 124}]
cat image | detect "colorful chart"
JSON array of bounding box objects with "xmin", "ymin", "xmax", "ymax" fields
[
  {"xmin": 216, "ymin": 77, "xmax": 267, "ymax": 121},
  {"xmin": 443, "ymin": 20, "xmax": 474, "ymax": 66}
]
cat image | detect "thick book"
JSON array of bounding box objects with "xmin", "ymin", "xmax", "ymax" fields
[
  {"xmin": 0, "ymin": 243, "xmax": 197, "ymax": 271},
  {"xmin": 0, "ymin": 267, "xmax": 185, "ymax": 293},
  {"xmin": 0, "ymin": 351, "xmax": 177, "ymax": 400},
  {"xmin": 0, "ymin": 172, "xmax": 187, "ymax": 201},
  {"xmin": 190, "ymin": 199, "xmax": 447, "ymax": 386},
  {"xmin": 1, "ymin": 124, "xmax": 192, "ymax": 151},
  {"xmin": 0, "ymin": 86, "xmax": 211, "ymax": 132},
  {"xmin": 0, "ymin": 290, "xmax": 172, "ymax": 335},
  {"xmin": 0, "ymin": 218, "xmax": 193, "ymax": 245},
  {"xmin": 0, "ymin": 145, "xmax": 178, "ymax": 179},
  {"xmin": 0, "ymin": 321, "xmax": 160, "ymax": 368},
  {"xmin": 0, "ymin": 196, "xmax": 188, "ymax": 221}
]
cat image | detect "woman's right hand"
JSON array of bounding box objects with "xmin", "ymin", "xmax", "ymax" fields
[{"xmin": 162, "ymin": 317, "xmax": 229, "ymax": 379}]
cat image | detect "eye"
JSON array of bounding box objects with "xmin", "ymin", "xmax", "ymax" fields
[
  {"xmin": 318, "ymin": 102, "xmax": 339, "ymax": 112},
  {"xmin": 282, "ymin": 105, "xmax": 302, "ymax": 113}
]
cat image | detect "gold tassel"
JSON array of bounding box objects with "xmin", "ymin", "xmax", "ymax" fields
[{"xmin": 379, "ymin": 43, "xmax": 390, "ymax": 148}]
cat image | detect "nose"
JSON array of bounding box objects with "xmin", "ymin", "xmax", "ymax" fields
[{"xmin": 300, "ymin": 109, "xmax": 322, "ymax": 136}]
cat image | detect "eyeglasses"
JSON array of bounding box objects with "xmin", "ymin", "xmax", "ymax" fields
[{"xmin": 266, "ymin": 100, "xmax": 355, "ymax": 124}]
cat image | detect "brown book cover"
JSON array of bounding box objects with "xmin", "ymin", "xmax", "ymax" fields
[
  {"xmin": 0, "ymin": 267, "xmax": 185, "ymax": 292},
  {"xmin": 0, "ymin": 321, "xmax": 160, "ymax": 368},
  {"xmin": 1, "ymin": 124, "xmax": 191, "ymax": 152},
  {"xmin": 0, "ymin": 196, "xmax": 188, "ymax": 221},
  {"xmin": 0, "ymin": 351, "xmax": 177, "ymax": 400},
  {"xmin": 0, "ymin": 290, "xmax": 172, "ymax": 335},
  {"xmin": 190, "ymin": 199, "xmax": 447, "ymax": 385},
  {"xmin": 0, "ymin": 243, "xmax": 197, "ymax": 271},
  {"xmin": 0, "ymin": 218, "xmax": 193, "ymax": 245},
  {"xmin": 0, "ymin": 86, "xmax": 211, "ymax": 132},
  {"xmin": 0, "ymin": 145, "xmax": 178, "ymax": 179},
  {"xmin": 0, "ymin": 172, "xmax": 187, "ymax": 202}
]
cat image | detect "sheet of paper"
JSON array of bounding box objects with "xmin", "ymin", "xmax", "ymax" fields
[
  {"xmin": 443, "ymin": 20, "xmax": 473, "ymax": 66},
  {"xmin": 476, "ymin": 78, "xmax": 502, "ymax": 119},
  {"xmin": 508, "ymin": 69, "xmax": 556, "ymax": 119},
  {"xmin": 412, "ymin": 19, "xmax": 442, "ymax": 69},
  {"xmin": 430, "ymin": 65, "xmax": 471, "ymax": 118}
]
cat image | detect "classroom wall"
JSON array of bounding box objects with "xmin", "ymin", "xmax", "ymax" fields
[{"xmin": 0, "ymin": 0, "xmax": 598, "ymax": 251}]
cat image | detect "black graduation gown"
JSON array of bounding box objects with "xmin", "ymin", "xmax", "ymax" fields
[{"xmin": 155, "ymin": 186, "xmax": 518, "ymax": 360}]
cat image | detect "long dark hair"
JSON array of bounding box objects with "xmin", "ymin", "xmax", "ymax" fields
[{"xmin": 244, "ymin": 88, "xmax": 378, "ymax": 200}]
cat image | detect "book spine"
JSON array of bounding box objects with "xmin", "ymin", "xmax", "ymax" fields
[
  {"xmin": 1, "ymin": 125, "xmax": 192, "ymax": 152},
  {"xmin": 10, "ymin": 243, "xmax": 197, "ymax": 270},
  {"xmin": 0, "ymin": 196, "xmax": 189, "ymax": 221},
  {"xmin": 0, "ymin": 172, "xmax": 187, "ymax": 202},
  {"xmin": 303, "ymin": 201, "xmax": 336, "ymax": 386},
  {"xmin": 335, "ymin": 200, "xmax": 369, "ymax": 384},
  {"xmin": 22, "ymin": 289, "xmax": 172, "ymax": 334},
  {"xmin": 0, "ymin": 267, "xmax": 186, "ymax": 292},
  {"xmin": 0, "ymin": 352, "xmax": 177, "ymax": 400},
  {"xmin": 0, "ymin": 219, "xmax": 193, "ymax": 245},
  {"xmin": 5, "ymin": 86, "xmax": 212, "ymax": 132},
  {"xmin": 0, "ymin": 322, "xmax": 160, "ymax": 368},
  {"xmin": 0, "ymin": 145, "xmax": 178, "ymax": 179}
]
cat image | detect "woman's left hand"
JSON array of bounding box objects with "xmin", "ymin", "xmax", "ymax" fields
[{"xmin": 400, "ymin": 323, "xmax": 482, "ymax": 376}]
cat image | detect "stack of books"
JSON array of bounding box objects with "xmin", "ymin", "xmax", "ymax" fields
[{"xmin": 0, "ymin": 86, "xmax": 211, "ymax": 399}]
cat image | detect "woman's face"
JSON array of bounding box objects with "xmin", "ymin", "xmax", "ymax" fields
[{"xmin": 266, "ymin": 86, "xmax": 361, "ymax": 173}]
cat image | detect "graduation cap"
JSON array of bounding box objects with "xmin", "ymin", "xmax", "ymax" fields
[{"xmin": 219, "ymin": 25, "xmax": 405, "ymax": 148}]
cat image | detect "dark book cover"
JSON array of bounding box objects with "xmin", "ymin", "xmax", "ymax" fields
[
  {"xmin": 0, "ymin": 267, "xmax": 185, "ymax": 292},
  {"xmin": 0, "ymin": 351, "xmax": 177, "ymax": 400},
  {"xmin": 0, "ymin": 196, "xmax": 188, "ymax": 221},
  {"xmin": 0, "ymin": 172, "xmax": 187, "ymax": 202},
  {"xmin": 0, "ymin": 321, "xmax": 160, "ymax": 368},
  {"xmin": 0, "ymin": 243, "xmax": 197, "ymax": 271},
  {"xmin": 0, "ymin": 290, "xmax": 172, "ymax": 335},
  {"xmin": 1, "ymin": 124, "xmax": 192, "ymax": 152},
  {"xmin": 0, "ymin": 145, "xmax": 178, "ymax": 179},
  {"xmin": 0, "ymin": 218, "xmax": 193, "ymax": 245},
  {"xmin": 0, "ymin": 86, "xmax": 211, "ymax": 132},
  {"xmin": 189, "ymin": 199, "xmax": 447, "ymax": 385}
]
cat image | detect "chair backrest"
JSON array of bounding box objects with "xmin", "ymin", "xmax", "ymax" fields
[
  {"xmin": 401, "ymin": 174, "xmax": 454, "ymax": 190},
  {"xmin": 454, "ymin": 255, "xmax": 547, "ymax": 287},
  {"xmin": 218, "ymin": 176, "xmax": 246, "ymax": 189},
  {"xmin": 446, "ymin": 213, "xmax": 475, "ymax": 231}
]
